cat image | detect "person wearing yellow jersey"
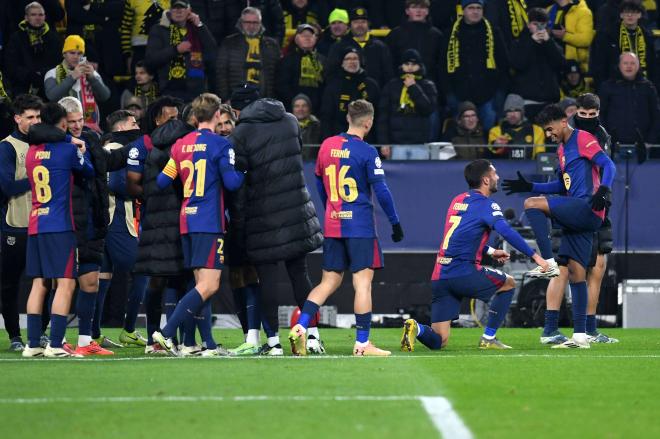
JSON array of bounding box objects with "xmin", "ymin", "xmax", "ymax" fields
[
  {"xmin": 488, "ymin": 94, "xmax": 545, "ymax": 160},
  {"xmin": 119, "ymin": 0, "xmax": 170, "ymax": 73}
]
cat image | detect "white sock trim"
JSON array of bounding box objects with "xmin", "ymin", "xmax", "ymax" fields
[
  {"xmin": 267, "ymin": 336, "xmax": 280, "ymax": 347},
  {"xmin": 307, "ymin": 327, "xmax": 320, "ymax": 339},
  {"xmin": 246, "ymin": 329, "xmax": 260, "ymax": 346}
]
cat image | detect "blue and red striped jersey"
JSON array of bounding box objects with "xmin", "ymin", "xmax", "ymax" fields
[
  {"xmin": 315, "ymin": 133, "xmax": 386, "ymax": 238},
  {"xmin": 26, "ymin": 141, "xmax": 93, "ymax": 235},
  {"xmin": 159, "ymin": 129, "xmax": 242, "ymax": 234},
  {"xmin": 431, "ymin": 190, "xmax": 504, "ymax": 280}
]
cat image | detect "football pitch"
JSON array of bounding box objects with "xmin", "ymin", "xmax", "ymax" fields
[{"xmin": 1, "ymin": 328, "xmax": 659, "ymax": 439}]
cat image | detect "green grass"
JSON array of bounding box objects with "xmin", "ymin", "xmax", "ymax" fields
[{"xmin": 1, "ymin": 328, "xmax": 659, "ymax": 439}]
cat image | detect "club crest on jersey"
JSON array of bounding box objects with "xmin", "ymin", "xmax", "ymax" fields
[
  {"xmin": 563, "ymin": 172, "xmax": 571, "ymax": 190},
  {"xmin": 375, "ymin": 157, "xmax": 382, "ymax": 168},
  {"xmin": 491, "ymin": 202, "xmax": 501, "ymax": 211},
  {"xmin": 129, "ymin": 147, "xmax": 139, "ymax": 159},
  {"xmin": 6, "ymin": 236, "xmax": 15, "ymax": 246}
]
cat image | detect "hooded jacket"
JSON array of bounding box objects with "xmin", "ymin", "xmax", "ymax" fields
[
  {"xmin": 134, "ymin": 120, "xmax": 193, "ymax": 276},
  {"xmin": 229, "ymin": 99, "xmax": 323, "ymax": 264}
]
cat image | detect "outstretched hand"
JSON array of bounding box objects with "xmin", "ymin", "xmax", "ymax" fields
[{"xmin": 502, "ymin": 171, "xmax": 533, "ymax": 195}]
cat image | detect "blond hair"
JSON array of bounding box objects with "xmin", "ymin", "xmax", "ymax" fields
[
  {"xmin": 347, "ymin": 99, "xmax": 374, "ymax": 125},
  {"xmin": 191, "ymin": 93, "xmax": 222, "ymax": 123},
  {"xmin": 58, "ymin": 96, "xmax": 83, "ymax": 114}
]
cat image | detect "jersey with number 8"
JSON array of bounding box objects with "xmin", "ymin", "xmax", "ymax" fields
[{"xmin": 315, "ymin": 133, "xmax": 386, "ymax": 238}]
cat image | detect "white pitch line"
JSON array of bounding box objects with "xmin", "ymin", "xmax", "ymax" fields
[
  {"xmin": 420, "ymin": 396, "xmax": 473, "ymax": 439},
  {"xmin": 1, "ymin": 353, "xmax": 659, "ymax": 363}
]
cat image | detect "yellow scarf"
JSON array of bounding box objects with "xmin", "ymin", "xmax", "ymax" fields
[
  {"xmin": 18, "ymin": 20, "xmax": 49, "ymax": 48},
  {"xmin": 0, "ymin": 71, "xmax": 9, "ymax": 102},
  {"xmin": 620, "ymin": 23, "xmax": 647, "ymax": 77},
  {"xmin": 353, "ymin": 33, "xmax": 370, "ymax": 48},
  {"xmin": 299, "ymin": 52, "xmax": 323, "ymax": 88},
  {"xmin": 507, "ymin": 0, "xmax": 528, "ymax": 38},
  {"xmin": 398, "ymin": 74, "xmax": 422, "ymax": 113},
  {"xmin": 447, "ymin": 18, "xmax": 496, "ymax": 74},
  {"xmin": 245, "ymin": 36, "xmax": 261, "ymax": 84},
  {"xmin": 168, "ymin": 24, "xmax": 187, "ymax": 80}
]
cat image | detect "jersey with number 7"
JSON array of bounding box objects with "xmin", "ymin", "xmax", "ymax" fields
[{"xmin": 315, "ymin": 133, "xmax": 388, "ymax": 238}]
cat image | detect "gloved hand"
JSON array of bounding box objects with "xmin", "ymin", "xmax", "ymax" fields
[
  {"xmin": 590, "ymin": 185, "xmax": 611, "ymax": 211},
  {"xmin": 234, "ymin": 155, "xmax": 248, "ymax": 173},
  {"xmin": 391, "ymin": 223, "xmax": 404, "ymax": 242},
  {"xmin": 502, "ymin": 171, "xmax": 533, "ymax": 195}
]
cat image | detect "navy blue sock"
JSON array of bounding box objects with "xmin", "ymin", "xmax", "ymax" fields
[
  {"xmin": 525, "ymin": 208, "xmax": 553, "ymax": 259},
  {"xmin": 162, "ymin": 288, "xmax": 204, "ymax": 338},
  {"xmin": 586, "ymin": 314, "xmax": 597, "ymax": 333},
  {"xmin": 49, "ymin": 314, "xmax": 68, "ymax": 348},
  {"xmin": 124, "ymin": 274, "xmax": 148, "ymax": 332},
  {"xmin": 544, "ymin": 310, "xmax": 560, "ymax": 335},
  {"xmin": 196, "ymin": 301, "xmax": 217, "ymax": 349},
  {"xmin": 299, "ymin": 300, "xmax": 320, "ymax": 330},
  {"xmin": 92, "ymin": 280, "xmax": 110, "ymax": 339},
  {"xmin": 145, "ymin": 287, "xmax": 162, "ymax": 345},
  {"xmin": 41, "ymin": 290, "xmax": 55, "ymax": 333},
  {"xmin": 416, "ymin": 324, "xmax": 442, "ymax": 350},
  {"xmin": 76, "ymin": 290, "xmax": 97, "ymax": 337},
  {"xmin": 570, "ymin": 281, "xmax": 588, "ymax": 333},
  {"xmin": 484, "ymin": 289, "xmax": 514, "ymax": 337},
  {"xmin": 27, "ymin": 314, "xmax": 42, "ymax": 348},
  {"xmin": 261, "ymin": 314, "xmax": 277, "ymax": 338},
  {"xmin": 355, "ymin": 312, "xmax": 371, "ymax": 343},
  {"xmin": 163, "ymin": 287, "xmax": 177, "ymax": 321},
  {"xmin": 245, "ymin": 284, "xmax": 261, "ymax": 330},
  {"xmin": 183, "ymin": 312, "xmax": 196, "ymax": 347}
]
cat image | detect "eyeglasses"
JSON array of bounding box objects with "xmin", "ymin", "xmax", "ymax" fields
[{"xmin": 242, "ymin": 20, "xmax": 261, "ymax": 25}]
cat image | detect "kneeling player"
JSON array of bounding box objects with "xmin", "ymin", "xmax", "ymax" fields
[
  {"xmin": 289, "ymin": 99, "xmax": 404, "ymax": 356},
  {"xmin": 151, "ymin": 93, "xmax": 244, "ymax": 356},
  {"xmin": 401, "ymin": 160, "xmax": 549, "ymax": 351}
]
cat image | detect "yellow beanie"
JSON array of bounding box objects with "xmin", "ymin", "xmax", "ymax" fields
[{"xmin": 62, "ymin": 35, "xmax": 85, "ymax": 54}]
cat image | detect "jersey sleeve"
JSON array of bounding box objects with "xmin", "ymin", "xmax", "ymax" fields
[
  {"xmin": 365, "ymin": 146, "xmax": 386, "ymax": 184},
  {"xmin": 217, "ymin": 142, "xmax": 244, "ymax": 192},
  {"xmin": 126, "ymin": 142, "xmax": 146, "ymax": 174},
  {"xmin": 71, "ymin": 145, "xmax": 95, "ymax": 178},
  {"xmin": 577, "ymin": 131, "xmax": 604, "ymax": 161},
  {"xmin": 480, "ymin": 199, "xmax": 505, "ymax": 229}
]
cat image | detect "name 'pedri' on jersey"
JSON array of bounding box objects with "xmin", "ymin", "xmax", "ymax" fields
[
  {"xmin": 315, "ymin": 133, "xmax": 386, "ymax": 238},
  {"xmin": 26, "ymin": 141, "xmax": 94, "ymax": 235},
  {"xmin": 432, "ymin": 190, "xmax": 506, "ymax": 280},
  {"xmin": 158, "ymin": 128, "xmax": 243, "ymax": 234}
]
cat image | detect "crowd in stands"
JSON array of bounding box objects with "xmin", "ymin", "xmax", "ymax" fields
[{"xmin": 1, "ymin": 0, "xmax": 660, "ymax": 159}]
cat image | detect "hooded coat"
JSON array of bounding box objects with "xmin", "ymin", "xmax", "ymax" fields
[{"xmin": 229, "ymin": 99, "xmax": 323, "ymax": 264}]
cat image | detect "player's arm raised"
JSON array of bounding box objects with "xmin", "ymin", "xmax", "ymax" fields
[{"xmin": 502, "ymin": 170, "xmax": 564, "ymax": 195}]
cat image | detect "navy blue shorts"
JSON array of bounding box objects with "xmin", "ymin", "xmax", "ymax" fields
[
  {"xmin": 548, "ymin": 197, "xmax": 603, "ymax": 269},
  {"xmin": 322, "ymin": 237, "xmax": 383, "ymax": 273},
  {"xmin": 26, "ymin": 232, "xmax": 78, "ymax": 279},
  {"xmin": 78, "ymin": 262, "xmax": 100, "ymax": 276},
  {"xmin": 182, "ymin": 233, "xmax": 224, "ymax": 270},
  {"xmin": 431, "ymin": 266, "xmax": 507, "ymax": 323},
  {"xmin": 101, "ymin": 231, "xmax": 138, "ymax": 273}
]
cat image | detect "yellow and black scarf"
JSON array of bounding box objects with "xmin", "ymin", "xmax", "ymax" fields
[
  {"xmin": 353, "ymin": 33, "xmax": 369, "ymax": 49},
  {"xmin": 620, "ymin": 23, "xmax": 647, "ymax": 77},
  {"xmin": 245, "ymin": 36, "xmax": 262, "ymax": 84},
  {"xmin": 507, "ymin": 0, "xmax": 528, "ymax": 38},
  {"xmin": 398, "ymin": 74, "xmax": 422, "ymax": 114},
  {"xmin": 18, "ymin": 20, "xmax": 49, "ymax": 52},
  {"xmin": 168, "ymin": 24, "xmax": 188, "ymax": 80},
  {"xmin": 134, "ymin": 82, "xmax": 159, "ymax": 107},
  {"xmin": 338, "ymin": 72, "xmax": 369, "ymax": 114},
  {"xmin": 299, "ymin": 51, "xmax": 323, "ymax": 88},
  {"xmin": 0, "ymin": 71, "xmax": 9, "ymax": 102},
  {"xmin": 167, "ymin": 20, "xmax": 203, "ymax": 81},
  {"xmin": 447, "ymin": 19, "xmax": 496, "ymax": 74}
]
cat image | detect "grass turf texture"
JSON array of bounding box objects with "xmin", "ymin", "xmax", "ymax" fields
[{"xmin": 1, "ymin": 328, "xmax": 659, "ymax": 439}]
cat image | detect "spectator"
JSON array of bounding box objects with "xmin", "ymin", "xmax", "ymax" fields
[
  {"xmin": 599, "ymin": 52, "xmax": 660, "ymax": 145},
  {"xmin": 559, "ymin": 96, "xmax": 578, "ymax": 117},
  {"xmin": 385, "ymin": 0, "xmax": 444, "ymax": 85},
  {"xmin": 320, "ymin": 47, "xmax": 380, "ymax": 141},
  {"xmin": 443, "ymin": 0, "xmax": 508, "ymax": 132},
  {"xmin": 6, "ymin": 0, "xmax": 65, "ymax": 39},
  {"xmin": 123, "ymin": 96, "xmax": 145, "ymax": 123},
  {"xmin": 327, "ymin": 7, "xmax": 394, "ymax": 87},
  {"xmin": 488, "ymin": 94, "xmax": 546, "ymax": 159},
  {"xmin": 145, "ymin": 0, "xmax": 217, "ymax": 102},
  {"xmin": 216, "ymin": 103, "xmax": 236, "ymax": 136},
  {"xmin": 509, "ymin": 7, "xmax": 565, "ymax": 121},
  {"xmin": 222, "ymin": 0, "xmax": 285, "ymax": 42},
  {"xmin": 430, "ymin": 0, "xmax": 461, "ymax": 32},
  {"xmin": 282, "ymin": 0, "xmax": 326, "ymax": 49},
  {"xmin": 121, "ymin": 60, "xmax": 160, "ymax": 112},
  {"xmin": 316, "ymin": 8, "xmax": 349, "ymax": 56},
  {"xmin": 277, "ymin": 23, "xmax": 325, "ymax": 112},
  {"xmin": 292, "ymin": 93, "xmax": 321, "ymax": 159},
  {"xmin": 442, "ymin": 100, "xmax": 487, "ymax": 159},
  {"xmin": 0, "ymin": 71, "xmax": 11, "ymax": 138},
  {"xmin": 216, "ymin": 7, "xmax": 280, "ymax": 101},
  {"xmin": 4, "ymin": 2, "xmax": 62, "ymax": 98},
  {"xmin": 485, "ymin": 0, "xmax": 529, "ymax": 46},
  {"xmin": 560, "ymin": 60, "xmax": 595, "ymax": 98},
  {"xmin": 119, "ymin": 0, "xmax": 169, "ymax": 73},
  {"xmin": 44, "ymin": 35, "xmax": 111, "ymax": 132},
  {"xmin": 547, "ymin": 0, "xmax": 595, "ymax": 73},
  {"xmin": 590, "ymin": 2, "xmax": 656, "ymax": 89},
  {"xmin": 377, "ymin": 49, "xmax": 438, "ymax": 156}
]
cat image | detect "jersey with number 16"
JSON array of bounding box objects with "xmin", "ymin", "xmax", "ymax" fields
[{"xmin": 315, "ymin": 133, "xmax": 386, "ymax": 238}]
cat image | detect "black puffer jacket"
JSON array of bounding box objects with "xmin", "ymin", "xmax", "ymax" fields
[
  {"xmin": 229, "ymin": 99, "xmax": 323, "ymax": 264},
  {"xmin": 134, "ymin": 120, "xmax": 192, "ymax": 276},
  {"xmin": 27, "ymin": 124, "xmax": 129, "ymax": 265}
]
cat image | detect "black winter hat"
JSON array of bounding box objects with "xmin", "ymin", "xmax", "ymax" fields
[
  {"xmin": 230, "ymin": 84, "xmax": 260, "ymax": 110},
  {"xmin": 401, "ymin": 49, "xmax": 422, "ymax": 65}
]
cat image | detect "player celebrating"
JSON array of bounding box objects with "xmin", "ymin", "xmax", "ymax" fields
[
  {"xmin": 289, "ymin": 99, "xmax": 404, "ymax": 357},
  {"xmin": 151, "ymin": 93, "xmax": 244, "ymax": 356},
  {"xmin": 401, "ymin": 159, "xmax": 550, "ymax": 351},
  {"xmin": 502, "ymin": 104, "xmax": 616, "ymax": 348},
  {"xmin": 22, "ymin": 103, "xmax": 94, "ymax": 358}
]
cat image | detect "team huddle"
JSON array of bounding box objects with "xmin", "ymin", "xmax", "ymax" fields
[{"xmin": 2, "ymin": 90, "xmax": 615, "ymax": 358}]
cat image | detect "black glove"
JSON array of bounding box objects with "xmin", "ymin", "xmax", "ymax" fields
[
  {"xmin": 502, "ymin": 171, "xmax": 533, "ymax": 195},
  {"xmin": 391, "ymin": 223, "xmax": 404, "ymax": 242},
  {"xmin": 234, "ymin": 155, "xmax": 248, "ymax": 173},
  {"xmin": 590, "ymin": 185, "xmax": 611, "ymax": 211}
]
